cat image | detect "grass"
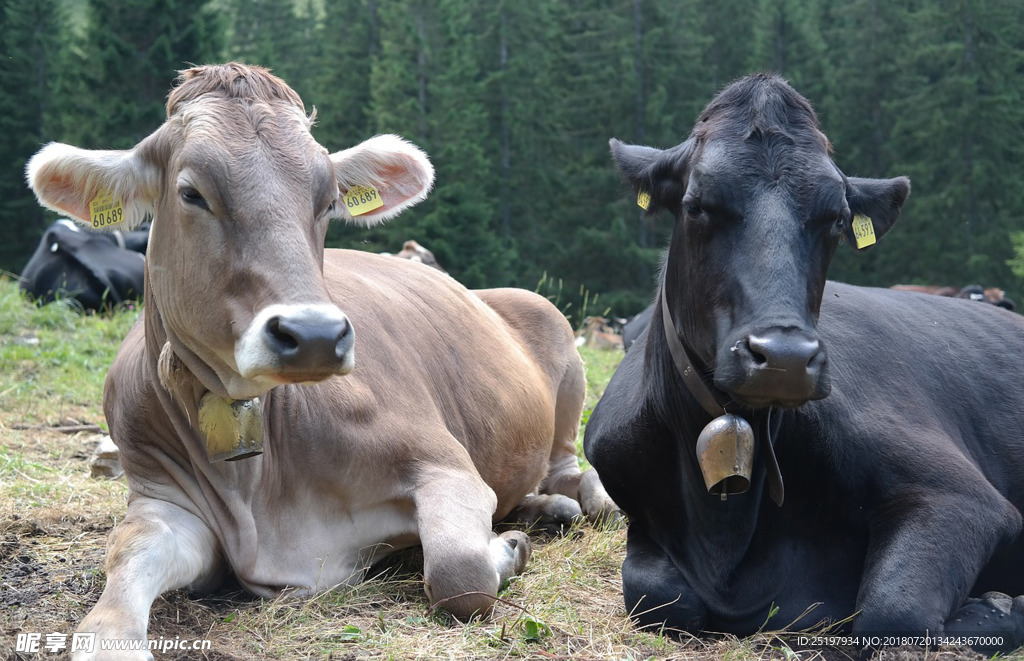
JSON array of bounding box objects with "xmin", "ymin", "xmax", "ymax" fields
[
  {"xmin": 0, "ymin": 273, "xmax": 139, "ymax": 427},
  {"xmin": 0, "ymin": 275, "xmax": 1015, "ymax": 660}
]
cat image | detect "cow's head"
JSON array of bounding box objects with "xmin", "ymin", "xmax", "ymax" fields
[
  {"xmin": 27, "ymin": 63, "xmax": 434, "ymax": 400},
  {"xmin": 612, "ymin": 74, "xmax": 909, "ymax": 409}
]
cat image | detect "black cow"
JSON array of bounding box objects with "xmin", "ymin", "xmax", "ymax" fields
[
  {"xmin": 621, "ymin": 302, "xmax": 653, "ymax": 351},
  {"xmin": 20, "ymin": 219, "xmax": 149, "ymax": 311},
  {"xmin": 583, "ymin": 73, "xmax": 1024, "ymax": 653}
]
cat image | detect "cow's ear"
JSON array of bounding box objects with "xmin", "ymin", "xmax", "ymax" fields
[
  {"xmin": 610, "ymin": 138, "xmax": 693, "ymax": 217},
  {"xmin": 842, "ymin": 176, "xmax": 911, "ymax": 249},
  {"xmin": 330, "ymin": 134, "xmax": 434, "ymax": 226},
  {"xmin": 26, "ymin": 142, "xmax": 159, "ymax": 231}
]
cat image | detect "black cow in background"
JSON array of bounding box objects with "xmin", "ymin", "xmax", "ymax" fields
[
  {"xmin": 621, "ymin": 303, "xmax": 653, "ymax": 351},
  {"xmin": 20, "ymin": 219, "xmax": 149, "ymax": 311},
  {"xmin": 584, "ymin": 73, "xmax": 1024, "ymax": 654}
]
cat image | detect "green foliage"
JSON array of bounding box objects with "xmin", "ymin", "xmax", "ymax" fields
[
  {"xmin": 59, "ymin": 0, "xmax": 226, "ymax": 150},
  {"xmin": 5, "ymin": 0, "xmax": 1024, "ymax": 308},
  {"xmin": 577, "ymin": 345, "xmax": 625, "ymax": 462},
  {"xmin": 516, "ymin": 614, "xmax": 551, "ymax": 643},
  {"xmin": 1009, "ymin": 232, "xmax": 1024, "ymax": 281},
  {"xmin": 0, "ymin": 0, "xmax": 64, "ymax": 274},
  {"xmin": 336, "ymin": 624, "xmax": 363, "ymax": 642}
]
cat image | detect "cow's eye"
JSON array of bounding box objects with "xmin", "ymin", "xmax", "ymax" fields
[
  {"xmin": 180, "ymin": 187, "xmax": 209, "ymax": 210},
  {"xmin": 684, "ymin": 201, "xmax": 703, "ymax": 217}
]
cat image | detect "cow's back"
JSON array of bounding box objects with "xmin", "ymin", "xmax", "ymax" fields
[
  {"xmin": 318, "ymin": 249, "xmax": 573, "ymax": 511},
  {"xmin": 811, "ymin": 282, "xmax": 1024, "ymax": 505}
]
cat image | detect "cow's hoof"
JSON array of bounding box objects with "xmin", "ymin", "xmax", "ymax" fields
[
  {"xmin": 506, "ymin": 493, "xmax": 583, "ymax": 536},
  {"xmin": 492, "ymin": 530, "xmax": 531, "ymax": 589},
  {"xmin": 946, "ymin": 591, "xmax": 1024, "ymax": 653},
  {"xmin": 579, "ymin": 469, "xmax": 623, "ymax": 527}
]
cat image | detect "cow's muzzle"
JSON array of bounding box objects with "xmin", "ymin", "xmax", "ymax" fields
[
  {"xmin": 718, "ymin": 327, "xmax": 830, "ymax": 408},
  {"xmin": 235, "ymin": 304, "xmax": 355, "ymax": 383}
]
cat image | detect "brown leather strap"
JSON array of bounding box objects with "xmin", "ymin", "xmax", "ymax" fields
[{"xmin": 660, "ymin": 289, "xmax": 725, "ymax": 417}]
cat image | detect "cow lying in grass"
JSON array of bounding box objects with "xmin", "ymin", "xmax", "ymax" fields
[
  {"xmin": 584, "ymin": 73, "xmax": 1024, "ymax": 655},
  {"xmin": 28, "ymin": 62, "xmax": 615, "ymax": 660}
]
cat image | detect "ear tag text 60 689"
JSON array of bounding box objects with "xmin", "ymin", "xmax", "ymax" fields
[
  {"xmin": 344, "ymin": 184, "xmax": 384, "ymax": 216},
  {"xmin": 852, "ymin": 214, "xmax": 876, "ymax": 249},
  {"xmin": 89, "ymin": 190, "xmax": 125, "ymax": 229}
]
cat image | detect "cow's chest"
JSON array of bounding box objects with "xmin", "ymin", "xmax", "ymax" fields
[
  {"xmin": 226, "ymin": 481, "xmax": 422, "ymax": 597},
  {"xmin": 670, "ymin": 456, "xmax": 870, "ymax": 632}
]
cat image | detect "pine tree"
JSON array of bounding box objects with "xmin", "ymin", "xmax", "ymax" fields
[
  {"xmin": 748, "ymin": 0, "xmax": 831, "ymax": 105},
  {"xmin": 877, "ymin": 0, "xmax": 1024, "ymax": 292},
  {"xmin": 57, "ymin": 0, "xmax": 226, "ymax": 150},
  {"xmin": 0, "ymin": 0, "xmax": 64, "ymax": 274},
  {"xmin": 324, "ymin": 0, "xmax": 429, "ymax": 259},
  {"xmin": 819, "ymin": 0, "xmax": 912, "ymax": 287},
  {"xmin": 307, "ymin": 0, "xmax": 378, "ymax": 152},
  {"xmin": 226, "ymin": 0, "xmax": 318, "ymax": 98},
  {"xmin": 361, "ymin": 0, "xmax": 512, "ymax": 287}
]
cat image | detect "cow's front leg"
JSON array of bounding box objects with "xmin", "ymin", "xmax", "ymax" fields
[
  {"xmin": 74, "ymin": 498, "xmax": 222, "ymax": 661},
  {"xmin": 414, "ymin": 467, "xmax": 530, "ymax": 621},
  {"xmin": 854, "ymin": 485, "xmax": 1021, "ymax": 652},
  {"xmin": 539, "ymin": 360, "xmax": 621, "ymax": 525},
  {"xmin": 622, "ymin": 525, "xmax": 707, "ymax": 632},
  {"xmin": 538, "ymin": 459, "xmax": 620, "ymax": 529}
]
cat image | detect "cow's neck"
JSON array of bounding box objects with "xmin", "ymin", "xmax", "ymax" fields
[
  {"xmin": 648, "ymin": 277, "xmax": 792, "ymax": 601},
  {"xmin": 658, "ymin": 288, "xmax": 726, "ymax": 417},
  {"xmin": 652, "ymin": 279, "xmax": 785, "ymax": 512},
  {"xmin": 142, "ymin": 288, "xmax": 263, "ymax": 465}
]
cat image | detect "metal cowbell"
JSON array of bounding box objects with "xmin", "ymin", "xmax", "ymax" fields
[{"xmin": 695, "ymin": 413, "xmax": 755, "ymax": 498}]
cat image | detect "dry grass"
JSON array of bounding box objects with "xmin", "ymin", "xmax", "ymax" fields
[{"xmin": 0, "ymin": 279, "xmax": 1017, "ymax": 660}]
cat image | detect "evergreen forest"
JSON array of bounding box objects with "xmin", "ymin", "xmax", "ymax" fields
[{"xmin": 3, "ymin": 0, "xmax": 1024, "ymax": 318}]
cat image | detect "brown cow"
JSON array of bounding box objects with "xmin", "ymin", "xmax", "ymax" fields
[
  {"xmin": 891, "ymin": 283, "xmax": 1016, "ymax": 310},
  {"xmin": 27, "ymin": 63, "xmax": 615, "ymax": 659},
  {"xmin": 575, "ymin": 316, "xmax": 625, "ymax": 350},
  {"xmin": 393, "ymin": 238, "xmax": 446, "ymax": 272}
]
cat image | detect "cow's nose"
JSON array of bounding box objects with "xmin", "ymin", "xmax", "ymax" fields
[
  {"xmin": 721, "ymin": 328, "xmax": 830, "ymax": 407},
  {"xmin": 745, "ymin": 330, "xmax": 823, "ymax": 374},
  {"xmin": 263, "ymin": 313, "xmax": 352, "ymax": 370}
]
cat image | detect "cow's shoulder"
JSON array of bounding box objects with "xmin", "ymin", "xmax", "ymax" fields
[
  {"xmin": 820, "ymin": 280, "xmax": 1024, "ymax": 369},
  {"xmin": 809, "ymin": 281, "xmax": 1024, "ymax": 492},
  {"xmin": 584, "ymin": 341, "xmax": 670, "ymax": 499}
]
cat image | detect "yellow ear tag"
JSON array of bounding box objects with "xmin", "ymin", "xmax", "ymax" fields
[
  {"xmin": 637, "ymin": 190, "xmax": 651, "ymax": 210},
  {"xmin": 89, "ymin": 190, "xmax": 125, "ymax": 229},
  {"xmin": 344, "ymin": 184, "xmax": 385, "ymax": 216},
  {"xmin": 852, "ymin": 214, "xmax": 876, "ymax": 249}
]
